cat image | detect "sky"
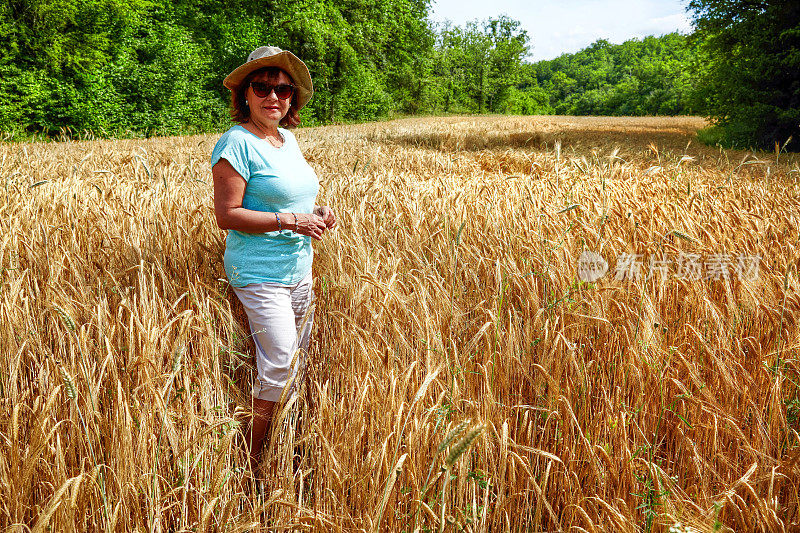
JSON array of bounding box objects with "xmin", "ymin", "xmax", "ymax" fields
[{"xmin": 428, "ymin": 0, "xmax": 694, "ymax": 61}]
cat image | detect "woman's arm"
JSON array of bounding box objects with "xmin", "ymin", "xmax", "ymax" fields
[{"xmin": 213, "ymin": 158, "xmax": 327, "ymax": 239}]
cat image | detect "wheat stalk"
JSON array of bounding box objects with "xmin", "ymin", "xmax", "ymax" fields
[{"xmin": 0, "ymin": 116, "xmax": 797, "ymax": 530}]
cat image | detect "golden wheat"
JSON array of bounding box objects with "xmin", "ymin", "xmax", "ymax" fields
[{"xmin": 1, "ymin": 115, "xmax": 798, "ymax": 531}]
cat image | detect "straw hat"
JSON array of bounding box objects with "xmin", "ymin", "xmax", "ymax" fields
[{"xmin": 223, "ymin": 46, "xmax": 314, "ymax": 110}]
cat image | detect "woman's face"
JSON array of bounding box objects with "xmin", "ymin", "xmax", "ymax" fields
[{"xmin": 246, "ymin": 70, "xmax": 294, "ymax": 127}]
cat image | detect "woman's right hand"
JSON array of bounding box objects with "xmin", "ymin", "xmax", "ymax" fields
[{"xmin": 293, "ymin": 213, "xmax": 328, "ymax": 240}]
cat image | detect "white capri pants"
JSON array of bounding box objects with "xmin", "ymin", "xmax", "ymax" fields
[{"xmin": 232, "ymin": 272, "xmax": 315, "ymax": 402}]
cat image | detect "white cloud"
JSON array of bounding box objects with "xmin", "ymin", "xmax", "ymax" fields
[
  {"xmin": 429, "ymin": 0, "xmax": 694, "ymax": 61},
  {"xmin": 641, "ymin": 13, "xmax": 694, "ymax": 35}
]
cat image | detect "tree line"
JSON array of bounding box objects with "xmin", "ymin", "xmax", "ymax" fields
[{"xmin": 1, "ymin": 0, "xmax": 797, "ymax": 150}]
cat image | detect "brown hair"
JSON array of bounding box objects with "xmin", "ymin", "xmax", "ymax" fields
[{"xmin": 229, "ymin": 67, "xmax": 301, "ymax": 128}]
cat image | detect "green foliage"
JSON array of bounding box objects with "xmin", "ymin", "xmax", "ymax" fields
[
  {"xmin": 107, "ymin": 19, "xmax": 226, "ymax": 134},
  {"xmin": 506, "ymin": 86, "xmax": 552, "ymax": 115},
  {"xmin": 0, "ymin": 0, "xmax": 149, "ymax": 134},
  {"xmin": 695, "ymin": 125, "xmax": 726, "ymax": 147},
  {"xmin": 0, "ymin": 0, "xmax": 433, "ymax": 136},
  {"xmin": 529, "ymin": 34, "xmax": 698, "ymax": 117},
  {"xmin": 428, "ymin": 16, "xmax": 529, "ymax": 114},
  {"xmin": 688, "ymin": 0, "xmax": 800, "ymax": 150},
  {"xmin": 5, "ymin": 0, "xmax": 789, "ymax": 143}
]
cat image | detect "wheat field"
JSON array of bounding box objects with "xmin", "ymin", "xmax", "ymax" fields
[{"xmin": 1, "ymin": 116, "xmax": 799, "ymax": 531}]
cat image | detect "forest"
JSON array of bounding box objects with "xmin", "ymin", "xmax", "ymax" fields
[{"xmin": 1, "ymin": 0, "xmax": 798, "ymax": 149}]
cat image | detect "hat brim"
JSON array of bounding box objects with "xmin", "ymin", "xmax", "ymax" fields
[{"xmin": 223, "ymin": 50, "xmax": 313, "ymax": 111}]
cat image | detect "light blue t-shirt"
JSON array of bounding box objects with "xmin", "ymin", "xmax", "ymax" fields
[{"xmin": 211, "ymin": 125, "xmax": 319, "ymax": 287}]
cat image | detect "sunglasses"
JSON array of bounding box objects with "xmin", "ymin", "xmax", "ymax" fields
[{"xmin": 250, "ymin": 82, "xmax": 295, "ymax": 100}]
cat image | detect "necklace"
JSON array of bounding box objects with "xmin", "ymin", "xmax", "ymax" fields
[
  {"xmin": 265, "ymin": 132, "xmax": 283, "ymax": 148},
  {"xmin": 247, "ymin": 122, "xmax": 283, "ymax": 147}
]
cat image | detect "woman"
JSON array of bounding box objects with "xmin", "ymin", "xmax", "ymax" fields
[{"xmin": 211, "ymin": 46, "xmax": 335, "ymax": 467}]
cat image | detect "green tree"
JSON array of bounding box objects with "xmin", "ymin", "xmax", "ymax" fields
[
  {"xmin": 0, "ymin": 0, "xmax": 437, "ymax": 136},
  {"xmin": 529, "ymin": 33, "xmax": 697, "ymax": 117},
  {"xmin": 688, "ymin": 0, "xmax": 800, "ymax": 150},
  {"xmin": 484, "ymin": 16, "xmax": 529, "ymax": 112},
  {"xmin": 0, "ymin": 0, "xmax": 148, "ymax": 133},
  {"xmin": 430, "ymin": 16, "xmax": 528, "ymax": 114}
]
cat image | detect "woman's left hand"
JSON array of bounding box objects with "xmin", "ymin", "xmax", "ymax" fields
[{"xmin": 314, "ymin": 206, "xmax": 337, "ymax": 229}]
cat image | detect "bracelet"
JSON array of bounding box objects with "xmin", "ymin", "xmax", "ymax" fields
[
  {"xmin": 292, "ymin": 212, "xmax": 298, "ymax": 231},
  {"xmin": 275, "ymin": 212, "xmax": 282, "ymax": 232}
]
